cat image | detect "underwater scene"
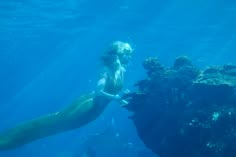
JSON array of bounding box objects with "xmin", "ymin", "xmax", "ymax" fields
[{"xmin": 0, "ymin": 0, "xmax": 236, "ymax": 157}]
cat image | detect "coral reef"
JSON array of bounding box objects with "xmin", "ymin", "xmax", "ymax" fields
[{"xmin": 124, "ymin": 56, "xmax": 236, "ymax": 157}]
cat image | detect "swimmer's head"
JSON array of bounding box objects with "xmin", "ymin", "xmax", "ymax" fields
[
  {"xmin": 107, "ymin": 41, "xmax": 133, "ymax": 56},
  {"xmin": 103, "ymin": 41, "xmax": 133, "ymax": 66}
]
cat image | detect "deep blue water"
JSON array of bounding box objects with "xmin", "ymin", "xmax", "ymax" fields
[{"xmin": 0, "ymin": 0, "xmax": 236, "ymax": 156}]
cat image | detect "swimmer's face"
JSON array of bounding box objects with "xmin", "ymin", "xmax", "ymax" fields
[
  {"xmin": 107, "ymin": 41, "xmax": 133, "ymax": 66},
  {"xmin": 117, "ymin": 43, "xmax": 133, "ymax": 65},
  {"xmin": 119, "ymin": 53, "xmax": 132, "ymax": 65}
]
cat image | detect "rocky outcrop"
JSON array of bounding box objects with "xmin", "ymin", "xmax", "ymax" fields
[{"xmin": 124, "ymin": 56, "xmax": 236, "ymax": 157}]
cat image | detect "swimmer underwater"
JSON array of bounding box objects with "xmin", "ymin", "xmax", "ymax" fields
[{"xmin": 0, "ymin": 41, "xmax": 133, "ymax": 150}]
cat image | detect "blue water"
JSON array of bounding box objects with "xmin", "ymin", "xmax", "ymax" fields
[{"xmin": 0, "ymin": 0, "xmax": 236, "ymax": 156}]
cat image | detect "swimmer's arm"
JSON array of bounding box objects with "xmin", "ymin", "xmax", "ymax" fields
[
  {"xmin": 96, "ymin": 77, "xmax": 129, "ymax": 106},
  {"xmin": 96, "ymin": 77, "xmax": 120, "ymax": 100}
]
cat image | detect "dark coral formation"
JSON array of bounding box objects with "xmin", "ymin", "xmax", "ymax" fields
[{"xmin": 124, "ymin": 56, "xmax": 236, "ymax": 157}]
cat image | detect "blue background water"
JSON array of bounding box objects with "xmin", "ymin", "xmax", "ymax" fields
[{"xmin": 0, "ymin": 0, "xmax": 236, "ymax": 156}]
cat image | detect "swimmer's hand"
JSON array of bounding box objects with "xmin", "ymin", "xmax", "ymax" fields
[
  {"xmin": 114, "ymin": 94, "xmax": 129, "ymax": 107},
  {"xmin": 114, "ymin": 94, "xmax": 121, "ymax": 100},
  {"xmin": 119, "ymin": 99, "xmax": 129, "ymax": 107},
  {"xmin": 122, "ymin": 89, "xmax": 131, "ymax": 95}
]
